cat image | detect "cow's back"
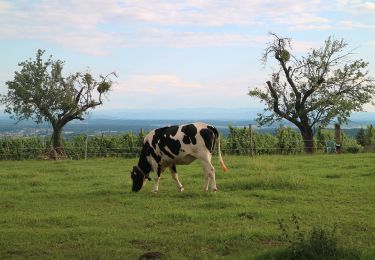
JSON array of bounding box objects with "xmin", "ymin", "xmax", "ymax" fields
[{"xmin": 143, "ymin": 122, "xmax": 216, "ymax": 167}]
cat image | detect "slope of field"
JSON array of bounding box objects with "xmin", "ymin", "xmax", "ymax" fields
[{"xmin": 0, "ymin": 154, "xmax": 374, "ymax": 259}]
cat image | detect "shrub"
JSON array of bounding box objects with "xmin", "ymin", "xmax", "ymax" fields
[{"xmin": 272, "ymin": 214, "xmax": 361, "ymax": 260}]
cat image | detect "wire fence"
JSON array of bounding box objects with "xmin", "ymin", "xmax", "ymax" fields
[{"xmin": 0, "ymin": 134, "xmax": 371, "ymax": 160}]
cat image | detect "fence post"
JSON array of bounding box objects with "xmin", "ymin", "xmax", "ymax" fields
[
  {"xmin": 85, "ymin": 134, "xmax": 88, "ymax": 160},
  {"xmin": 335, "ymin": 124, "xmax": 341, "ymax": 154},
  {"xmin": 248, "ymin": 124, "xmax": 254, "ymax": 157}
]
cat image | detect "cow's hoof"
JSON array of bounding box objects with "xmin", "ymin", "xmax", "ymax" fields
[
  {"xmin": 152, "ymin": 190, "xmax": 158, "ymax": 193},
  {"xmin": 179, "ymin": 186, "xmax": 184, "ymax": 192},
  {"xmin": 212, "ymin": 188, "xmax": 218, "ymax": 192}
]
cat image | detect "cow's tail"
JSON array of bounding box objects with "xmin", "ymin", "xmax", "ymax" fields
[
  {"xmin": 209, "ymin": 125, "xmax": 228, "ymax": 173},
  {"xmin": 217, "ymin": 135, "xmax": 228, "ymax": 173}
]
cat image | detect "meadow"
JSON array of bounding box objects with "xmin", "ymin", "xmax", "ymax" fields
[{"xmin": 0, "ymin": 154, "xmax": 374, "ymax": 259}]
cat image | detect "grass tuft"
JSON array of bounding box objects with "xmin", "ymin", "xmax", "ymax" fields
[{"xmin": 260, "ymin": 214, "xmax": 362, "ymax": 260}]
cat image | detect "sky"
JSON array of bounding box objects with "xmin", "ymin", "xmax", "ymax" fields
[{"xmin": 1, "ymin": 0, "xmax": 375, "ymax": 119}]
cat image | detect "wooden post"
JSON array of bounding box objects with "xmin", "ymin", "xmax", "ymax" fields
[
  {"xmin": 335, "ymin": 124, "xmax": 341, "ymax": 154},
  {"xmin": 84, "ymin": 134, "xmax": 88, "ymax": 160},
  {"xmin": 248, "ymin": 124, "xmax": 254, "ymax": 157}
]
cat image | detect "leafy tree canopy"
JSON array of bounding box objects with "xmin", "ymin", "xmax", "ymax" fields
[
  {"xmin": 1, "ymin": 49, "xmax": 116, "ymax": 155},
  {"xmin": 250, "ymin": 34, "xmax": 375, "ymax": 129}
]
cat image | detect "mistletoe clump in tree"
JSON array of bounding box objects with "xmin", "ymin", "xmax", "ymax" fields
[
  {"xmin": 1, "ymin": 49, "xmax": 116, "ymax": 158},
  {"xmin": 249, "ymin": 34, "xmax": 375, "ymax": 153}
]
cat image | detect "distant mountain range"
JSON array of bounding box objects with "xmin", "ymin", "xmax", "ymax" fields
[
  {"xmin": 90, "ymin": 108, "xmax": 375, "ymax": 127},
  {"xmin": 89, "ymin": 107, "xmax": 374, "ymax": 124},
  {"xmin": 90, "ymin": 107, "xmax": 258, "ymax": 121},
  {"xmin": 0, "ymin": 108, "xmax": 375, "ymax": 137}
]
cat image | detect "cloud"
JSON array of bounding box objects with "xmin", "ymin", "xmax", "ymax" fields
[
  {"xmin": 339, "ymin": 20, "xmax": 375, "ymax": 30},
  {"xmin": 108, "ymin": 73, "xmax": 261, "ymax": 109},
  {"xmin": 350, "ymin": 1, "xmax": 375, "ymax": 14},
  {"xmin": 0, "ymin": 0, "xmax": 372, "ymax": 54},
  {"xmin": 335, "ymin": 0, "xmax": 375, "ymax": 15},
  {"xmin": 114, "ymin": 74, "xmax": 203, "ymax": 94},
  {"xmin": 0, "ymin": 1, "xmax": 11, "ymax": 10},
  {"xmin": 122, "ymin": 29, "xmax": 269, "ymax": 48},
  {"xmin": 113, "ymin": 0, "xmax": 328, "ymax": 27}
]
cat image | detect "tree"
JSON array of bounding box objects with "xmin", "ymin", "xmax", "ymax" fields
[
  {"xmin": 1, "ymin": 50, "xmax": 116, "ymax": 157},
  {"xmin": 249, "ymin": 34, "xmax": 375, "ymax": 153},
  {"xmin": 356, "ymin": 127, "xmax": 366, "ymax": 147},
  {"xmin": 365, "ymin": 125, "xmax": 375, "ymax": 146}
]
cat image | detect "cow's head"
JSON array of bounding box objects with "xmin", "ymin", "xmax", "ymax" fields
[{"xmin": 130, "ymin": 166, "xmax": 151, "ymax": 192}]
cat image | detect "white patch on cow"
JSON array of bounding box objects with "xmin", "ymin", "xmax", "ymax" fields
[{"xmin": 153, "ymin": 176, "xmax": 160, "ymax": 193}]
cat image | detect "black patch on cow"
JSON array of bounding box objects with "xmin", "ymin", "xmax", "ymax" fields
[
  {"xmin": 149, "ymin": 146, "xmax": 161, "ymax": 164},
  {"xmin": 140, "ymin": 141, "xmax": 159, "ymax": 167},
  {"xmin": 151, "ymin": 125, "xmax": 181, "ymax": 159},
  {"xmin": 181, "ymin": 124, "xmax": 197, "ymax": 145},
  {"xmin": 131, "ymin": 166, "xmax": 146, "ymax": 192},
  {"xmin": 138, "ymin": 145, "xmax": 152, "ymax": 173},
  {"xmin": 207, "ymin": 125, "xmax": 219, "ymax": 138},
  {"xmin": 132, "ymin": 141, "xmax": 160, "ymax": 192},
  {"xmin": 157, "ymin": 164, "xmax": 162, "ymax": 177},
  {"xmin": 171, "ymin": 164, "xmax": 177, "ymax": 173},
  {"xmin": 200, "ymin": 128, "xmax": 215, "ymax": 153}
]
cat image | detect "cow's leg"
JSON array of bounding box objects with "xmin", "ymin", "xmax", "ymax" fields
[
  {"xmin": 170, "ymin": 165, "xmax": 184, "ymax": 192},
  {"xmin": 153, "ymin": 165, "xmax": 162, "ymax": 193},
  {"xmin": 201, "ymin": 154, "xmax": 217, "ymax": 192}
]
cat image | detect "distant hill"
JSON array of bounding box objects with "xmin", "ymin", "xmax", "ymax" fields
[
  {"xmin": 90, "ymin": 108, "xmax": 375, "ymax": 126},
  {"xmin": 90, "ymin": 107, "xmax": 259, "ymax": 121},
  {"xmin": 1, "ymin": 109, "xmax": 375, "ymax": 137}
]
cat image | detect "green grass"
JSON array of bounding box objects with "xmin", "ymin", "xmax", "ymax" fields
[{"xmin": 0, "ymin": 154, "xmax": 374, "ymax": 259}]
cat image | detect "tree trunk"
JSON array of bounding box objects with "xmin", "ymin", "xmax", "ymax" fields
[
  {"xmin": 299, "ymin": 127, "xmax": 315, "ymax": 154},
  {"xmin": 51, "ymin": 125, "xmax": 66, "ymax": 159}
]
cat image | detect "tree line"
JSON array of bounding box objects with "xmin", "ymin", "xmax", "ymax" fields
[{"xmin": 2, "ymin": 125, "xmax": 375, "ymax": 160}]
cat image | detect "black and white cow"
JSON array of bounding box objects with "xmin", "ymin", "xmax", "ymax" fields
[{"xmin": 130, "ymin": 122, "xmax": 228, "ymax": 192}]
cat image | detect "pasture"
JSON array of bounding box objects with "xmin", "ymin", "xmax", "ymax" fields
[{"xmin": 0, "ymin": 154, "xmax": 374, "ymax": 259}]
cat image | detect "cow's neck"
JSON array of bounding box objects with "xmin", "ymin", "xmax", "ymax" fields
[{"xmin": 137, "ymin": 154, "xmax": 151, "ymax": 175}]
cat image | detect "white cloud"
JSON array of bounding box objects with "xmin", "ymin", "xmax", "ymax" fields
[
  {"xmin": 122, "ymin": 29, "xmax": 269, "ymax": 48},
  {"xmin": 115, "ymin": 74, "xmax": 203, "ymax": 95},
  {"xmin": 0, "ymin": 0, "xmax": 338, "ymax": 55},
  {"xmin": 351, "ymin": 1, "xmax": 375, "ymax": 13},
  {"xmin": 335, "ymin": 0, "xmax": 375, "ymax": 14},
  {"xmin": 113, "ymin": 0, "xmax": 328, "ymax": 27},
  {"xmin": 339, "ymin": 20, "xmax": 375, "ymax": 29},
  {"xmin": 0, "ymin": 1, "xmax": 11, "ymax": 10},
  {"xmin": 107, "ymin": 73, "xmax": 261, "ymax": 109},
  {"xmin": 0, "ymin": 0, "xmax": 372, "ymax": 54}
]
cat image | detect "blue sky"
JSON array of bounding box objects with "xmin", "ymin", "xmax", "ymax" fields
[{"xmin": 1, "ymin": 0, "xmax": 375, "ymax": 118}]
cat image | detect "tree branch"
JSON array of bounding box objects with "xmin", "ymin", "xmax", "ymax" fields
[{"xmin": 266, "ymin": 81, "xmax": 302, "ymax": 128}]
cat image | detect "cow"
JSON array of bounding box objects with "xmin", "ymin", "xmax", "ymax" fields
[{"xmin": 130, "ymin": 122, "xmax": 228, "ymax": 193}]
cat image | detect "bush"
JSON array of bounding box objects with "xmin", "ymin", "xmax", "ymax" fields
[
  {"xmin": 275, "ymin": 127, "xmax": 303, "ymax": 154},
  {"xmin": 268, "ymin": 214, "xmax": 362, "ymax": 260}
]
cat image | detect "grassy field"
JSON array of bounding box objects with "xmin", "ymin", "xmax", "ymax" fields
[{"xmin": 0, "ymin": 154, "xmax": 374, "ymax": 259}]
